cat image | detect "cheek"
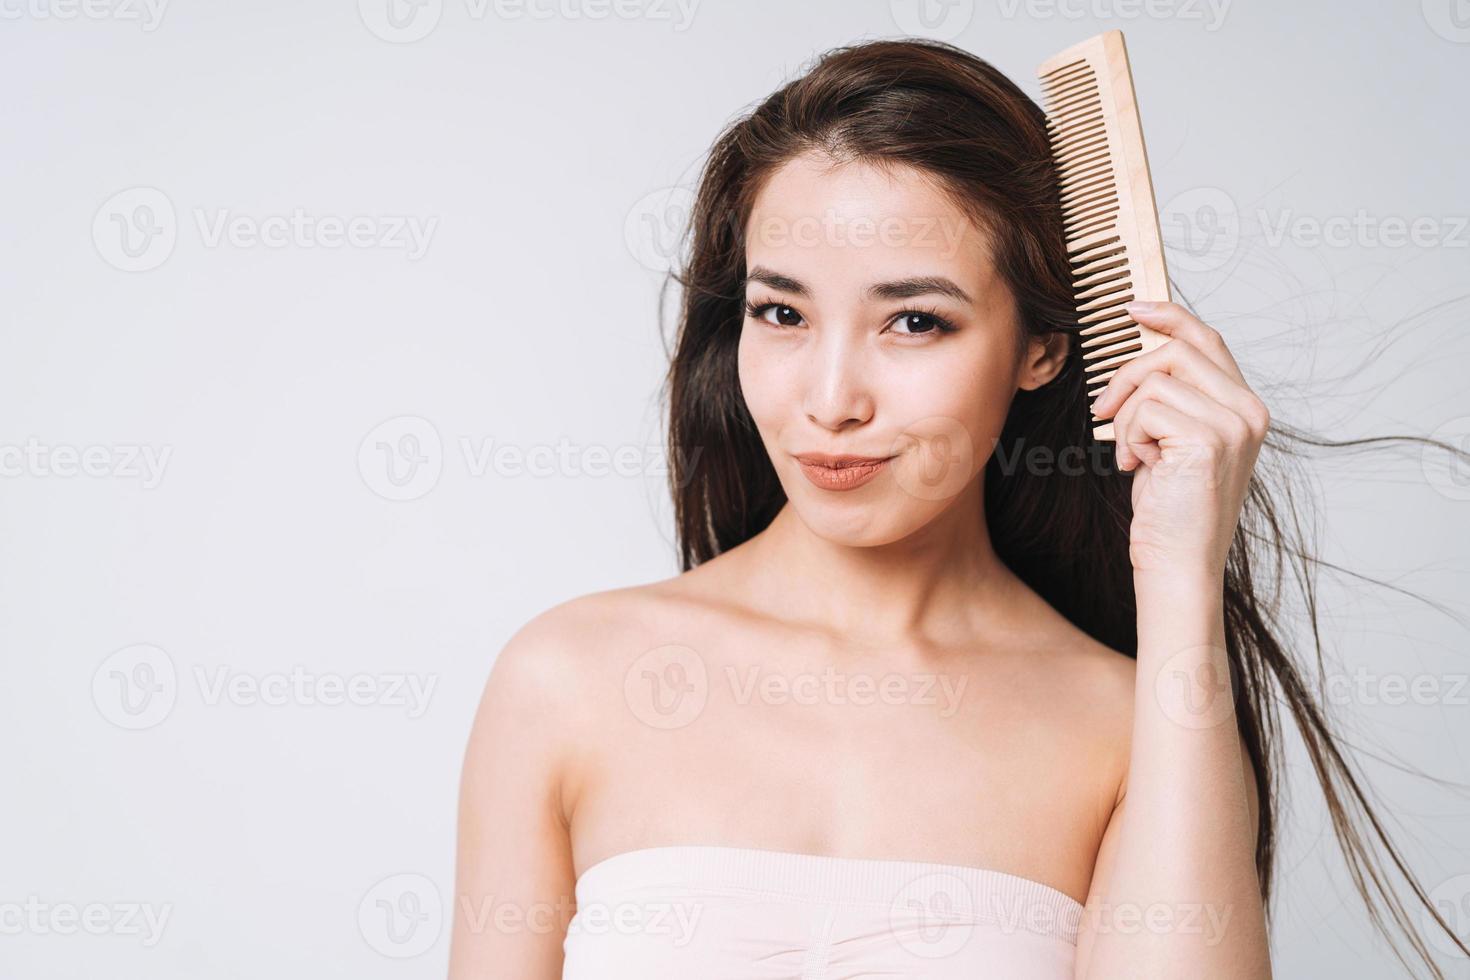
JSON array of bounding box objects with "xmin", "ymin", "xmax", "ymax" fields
[
  {"xmin": 891, "ymin": 342, "xmax": 1017, "ymax": 431},
  {"xmin": 736, "ymin": 328, "xmax": 791, "ymax": 430},
  {"xmin": 882, "ymin": 347, "xmax": 1018, "ymax": 504}
]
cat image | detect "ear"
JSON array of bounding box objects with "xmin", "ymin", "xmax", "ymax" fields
[{"xmin": 1016, "ymin": 329, "xmax": 1069, "ymax": 392}]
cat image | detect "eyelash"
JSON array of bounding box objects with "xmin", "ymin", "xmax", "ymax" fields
[{"xmin": 742, "ymin": 298, "xmax": 959, "ymax": 336}]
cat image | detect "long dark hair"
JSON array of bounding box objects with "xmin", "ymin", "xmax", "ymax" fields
[{"xmin": 660, "ymin": 37, "xmax": 1469, "ymax": 977}]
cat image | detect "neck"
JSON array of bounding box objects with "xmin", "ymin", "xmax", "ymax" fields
[{"xmin": 742, "ymin": 480, "xmax": 1021, "ymax": 648}]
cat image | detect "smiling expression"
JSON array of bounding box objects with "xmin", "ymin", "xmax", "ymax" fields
[{"xmin": 736, "ymin": 151, "xmax": 1063, "ymax": 546}]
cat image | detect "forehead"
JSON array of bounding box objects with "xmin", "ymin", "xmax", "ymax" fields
[{"xmin": 744, "ymin": 152, "xmax": 993, "ymax": 292}]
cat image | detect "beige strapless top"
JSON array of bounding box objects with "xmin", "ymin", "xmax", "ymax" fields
[{"xmin": 562, "ymin": 844, "xmax": 1082, "ymax": 978}]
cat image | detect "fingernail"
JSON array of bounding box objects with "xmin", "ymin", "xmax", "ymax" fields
[{"xmin": 1124, "ymin": 301, "xmax": 1157, "ymax": 314}]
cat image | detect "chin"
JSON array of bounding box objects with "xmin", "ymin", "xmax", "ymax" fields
[
  {"xmin": 781, "ymin": 476, "xmax": 945, "ymax": 548},
  {"xmin": 793, "ymin": 506, "xmax": 922, "ymax": 549}
]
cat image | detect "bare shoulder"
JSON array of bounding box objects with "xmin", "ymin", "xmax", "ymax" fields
[
  {"xmin": 469, "ymin": 571, "xmax": 742, "ymax": 819},
  {"xmin": 492, "ymin": 571, "xmax": 719, "ymax": 669},
  {"xmin": 1024, "ymin": 604, "xmax": 1259, "ymax": 830},
  {"xmin": 1017, "ymin": 588, "xmax": 1137, "ymax": 728},
  {"xmin": 473, "ymin": 571, "xmax": 723, "ymax": 734},
  {"xmin": 1055, "ymin": 629, "xmax": 1137, "ymax": 725},
  {"xmin": 1001, "ymin": 587, "xmax": 1139, "ymax": 805},
  {"xmin": 1053, "ymin": 631, "xmax": 1135, "ymax": 755}
]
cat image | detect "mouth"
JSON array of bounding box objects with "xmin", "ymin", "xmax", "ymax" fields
[{"xmin": 792, "ymin": 452, "xmax": 898, "ymax": 492}]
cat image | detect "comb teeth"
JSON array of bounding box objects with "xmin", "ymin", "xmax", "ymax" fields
[{"xmin": 1038, "ymin": 31, "xmax": 1172, "ymax": 442}]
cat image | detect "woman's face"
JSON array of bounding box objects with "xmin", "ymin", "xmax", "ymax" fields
[{"xmin": 737, "ymin": 151, "xmax": 1062, "ymax": 547}]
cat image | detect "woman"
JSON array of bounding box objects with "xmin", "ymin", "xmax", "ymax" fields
[{"xmin": 449, "ymin": 38, "xmax": 1465, "ymax": 978}]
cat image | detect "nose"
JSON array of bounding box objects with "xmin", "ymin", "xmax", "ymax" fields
[{"xmin": 802, "ymin": 330, "xmax": 875, "ymax": 433}]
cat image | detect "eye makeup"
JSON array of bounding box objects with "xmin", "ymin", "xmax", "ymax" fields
[{"xmin": 742, "ymin": 297, "xmax": 959, "ymax": 336}]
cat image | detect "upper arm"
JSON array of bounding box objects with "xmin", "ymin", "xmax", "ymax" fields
[
  {"xmin": 448, "ymin": 610, "xmax": 585, "ymax": 980},
  {"xmin": 1074, "ymin": 717, "xmax": 1263, "ymax": 976}
]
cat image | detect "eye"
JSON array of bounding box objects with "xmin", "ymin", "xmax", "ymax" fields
[
  {"xmin": 888, "ymin": 309, "xmax": 957, "ymax": 336},
  {"xmin": 744, "ymin": 300, "xmax": 804, "ymax": 328}
]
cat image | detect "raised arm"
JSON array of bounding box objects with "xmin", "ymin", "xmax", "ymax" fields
[
  {"xmin": 1074, "ymin": 300, "xmax": 1274, "ymax": 979},
  {"xmin": 1074, "ymin": 569, "xmax": 1269, "ymax": 978},
  {"xmin": 449, "ymin": 618, "xmax": 580, "ymax": 979}
]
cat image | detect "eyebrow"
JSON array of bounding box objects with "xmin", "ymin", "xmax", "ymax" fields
[{"xmin": 742, "ymin": 265, "xmax": 974, "ymax": 306}]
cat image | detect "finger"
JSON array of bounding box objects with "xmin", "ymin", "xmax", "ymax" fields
[
  {"xmin": 1122, "ymin": 301, "xmax": 1246, "ymax": 384},
  {"xmin": 1092, "ymin": 337, "xmax": 1268, "ymax": 439},
  {"xmin": 1123, "ymin": 399, "xmax": 1213, "ymax": 471},
  {"xmin": 1093, "ymin": 338, "xmax": 1250, "ymax": 422},
  {"xmin": 1111, "ymin": 371, "xmax": 1251, "ymax": 471}
]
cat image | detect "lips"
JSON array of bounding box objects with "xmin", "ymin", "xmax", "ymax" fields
[{"xmin": 793, "ymin": 453, "xmax": 896, "ymax": 492}]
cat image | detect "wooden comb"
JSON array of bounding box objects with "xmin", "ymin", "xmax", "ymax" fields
[{"xmin": 1038, "ymin": 30, "xmax": 1171, "ymax": 442}]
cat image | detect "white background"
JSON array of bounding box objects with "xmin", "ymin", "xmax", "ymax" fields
[{"xmin": 2, "ymin": 0, "xmax": 1468, "ymax": 976}]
